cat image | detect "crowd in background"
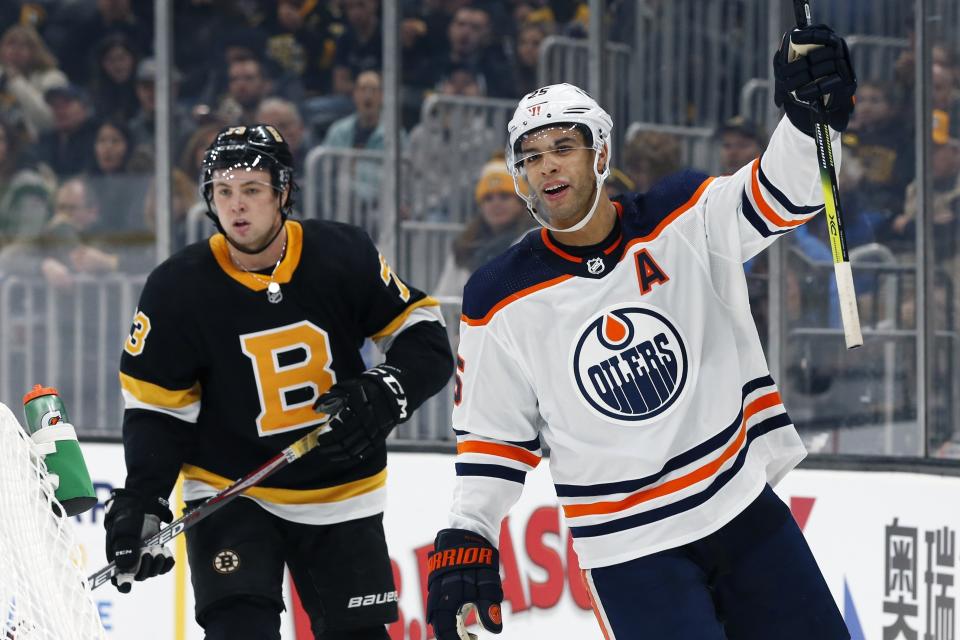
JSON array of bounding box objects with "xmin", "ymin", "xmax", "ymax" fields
[
  {"xmin": 0, "ymin": 0, "xmax": 629, "ymax": 282},
  {"xmin": 0, "ymin": 0, "xmax": 958, "ymax": 454}
]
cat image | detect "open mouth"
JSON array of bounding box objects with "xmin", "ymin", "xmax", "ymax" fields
[{"xmin": 543, "ymin": 183, "xmax": 570, "ymax": 200}]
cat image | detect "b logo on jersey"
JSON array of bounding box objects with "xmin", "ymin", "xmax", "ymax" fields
[{"xmin": 571, "ymin": 304, "xmax": 689, "ymax": 424}]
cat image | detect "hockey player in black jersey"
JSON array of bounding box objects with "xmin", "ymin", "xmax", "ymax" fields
[{"xmin": 105, "ymin": 124, "xmax": 453, "ymax": 639}]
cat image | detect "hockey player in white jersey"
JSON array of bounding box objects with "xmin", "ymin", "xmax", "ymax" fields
[{"xmin": 426, "ymin": 24, "xmax": 856, "ymax": 640}]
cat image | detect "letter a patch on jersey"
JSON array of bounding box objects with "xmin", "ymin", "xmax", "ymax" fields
[{"xmin": 634, "ymin": 249, "xmax": 669, "ymax": 295}]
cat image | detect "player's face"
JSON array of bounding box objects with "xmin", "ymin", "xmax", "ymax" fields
[
  {"xmin": 210, "ymin": 168, "xmax": 284, "ymax": 251},
  {"xmin": 517, "ymin": 125, "xmax": 603, "ymax": 229}
]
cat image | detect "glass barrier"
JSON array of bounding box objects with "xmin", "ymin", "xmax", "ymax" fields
[{"xmin": 0, "ymin": 1, "xmax": 956, "ymax": 461}]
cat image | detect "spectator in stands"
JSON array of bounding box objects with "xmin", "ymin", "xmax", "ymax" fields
[
  {"xmin": 0, "ymin": 177, "xmax": 122, "ymax": 286},
  {"xmin": 893, "ymin": 38, "xmax": 954, "ymax": 113},
  {"xmin": 525, "ymin": 0, "xmax": 588, "ymax": 37},
  {"xmin": 892, "ymin": 129, "xmax": 960, "ymax": 257},
  {"xmin": 256, "ymin": 97, "xmax": 309, "ymax": 177},
  {"xmin": 0, "ymin": 24, "xmax": 67, "ymax": 140},
  {"xmin": 128, "ymin": 58, "xmax": 195, "ymax": 156},
  {"xmin": 433, "ymin": 159, "xmax": 534, "ymax": 298},
  {"xmin": 322, "ymin": 70, "xmax": 385, "ymax": 150},
  {"xmin": 35, "ymin": 84, "xmax": 98, "ymax": 178},
  {"xmin": 622, "ymin": 129, "xmax": 683, "ymax": 190},
  {"xmin": 44, "ymin": 0, "xmax": 150, "ymax": 87},
  {"xmin": 409, "ymin": 5, "xmax": 513, "ymax": 99},
  {"xmin": 716, "ymin": 116, "xmax": 767, "ymax": 175},
  {"xmin": 332, "ymin": 0, "xmax": 381, "ymax": 96},
  {"xmin": 87, "ymin": 119, "xmax": 151, "ymax": 235},
  {"xmin": 217, "ymin": 56, "xmax": 273, "ymax": 125},
  {"xmin": 179, "ymin": 123, "xmax": 222, "ymax": 180},
  {"xmin": 0, "ymin": 115, "xmax": 53, "ymax": 245},
  {"xmin": 321, "ymin": 70, "xmax": 393, "ymax": 204},
  {"xmin": 90, "ymin": 33, "xmax": 140, "ymax": 123},
  {"xmin": 263, "ymin": 0, "xmax": 341, "ymax": 97},
  {"xmin": 840, "ymin": 81, "xmax": 913, "ymax": 245},
  {"xmin": 512, "ymin": 22, "xmax": 548, "ymax": 97},
  {"xmin": 437, "ymin": 64, "xmax": 484, "ymax": 97},
  {"xmin": 932, "ymin": 62, "xmax": 960, "ymax": 133}
]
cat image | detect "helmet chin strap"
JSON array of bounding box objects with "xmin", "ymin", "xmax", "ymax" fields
[{"xmin": 520, "ymin": 147, "xmax": 608, "ymax": 234}]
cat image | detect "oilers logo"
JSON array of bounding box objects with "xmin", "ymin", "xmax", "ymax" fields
[{"xmin": 571, "ymin": 304, "xmax": 689, "ymax": 424}]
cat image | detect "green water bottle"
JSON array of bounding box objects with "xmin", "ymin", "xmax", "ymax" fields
[{"xmin": 22, "ymin": 385, "xmax": 97, "ymax": 517}]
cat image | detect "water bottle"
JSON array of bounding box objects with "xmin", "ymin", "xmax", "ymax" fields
[{"xmin": 22, "ymin": 385, "xmax": 97, "ymax": 516}]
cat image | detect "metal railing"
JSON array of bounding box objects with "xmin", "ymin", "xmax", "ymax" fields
[
  {"xmin": 622, "ymin": 122, "xmax": 720, "ymax": 175},
  {"xmin": 778, "ymin": 245, "xmax": 959, "ymax": 457},
  {"xmin": 407, "ymin": 94, "xmax": 516, "ymax": 224},
  {"xmin": 631, "ymin": 0, "xmax": 779, "ymax": 128},
  {"xmin": 303, "ymin": 146, "xmax": 398, "ymax": 239},
  {"xmin": 0, "ymin": 274, "xmax": 146, "ymax": 437},
  {"xmin": 0, "ymin": 273, "xmax": 462, "ymax": 443},
  {"xmin": 537, "ymin": 35, "xmax": 633, "ymax": 162}
]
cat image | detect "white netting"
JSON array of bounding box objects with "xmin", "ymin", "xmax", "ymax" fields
[{"xmin": 0, "ymin": 402, "xmax": 106, "ymax": 640}]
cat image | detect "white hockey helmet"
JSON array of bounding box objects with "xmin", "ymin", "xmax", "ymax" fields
[{"xmin": 505, "ymin": 83, "xmax": 614, "ymax": 233}]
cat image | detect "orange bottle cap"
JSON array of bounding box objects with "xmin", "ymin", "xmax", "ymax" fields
[{"xmin": 23, "ymin": 384, "xmax": 59, "ymax": 404}]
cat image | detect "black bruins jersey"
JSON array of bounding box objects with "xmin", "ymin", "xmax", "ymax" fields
[{"xmin": 119, "ymin": 219, "xmax": 449, "ymax": 524}]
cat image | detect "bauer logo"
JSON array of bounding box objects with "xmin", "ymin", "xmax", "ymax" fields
[{"xmin": 570, "ymin": 304, "xmax": 689, "ymax": 424}]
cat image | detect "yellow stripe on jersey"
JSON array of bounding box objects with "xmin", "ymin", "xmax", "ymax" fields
[
  {"xmin": 119, "ymin": 371, "xmax": 201, "ymax": 408},
  {"xmin": 181, "ymin": 464, "xmax": 387, "ymax": 504},
  {"xmin": 371, "ymin": 296, "xmax": 441, "ymax": 340},
  {"xmin": 209, "ymin": 220, "xmax": 304, "ymax": 291}
]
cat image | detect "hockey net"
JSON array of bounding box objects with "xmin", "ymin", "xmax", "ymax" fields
[{"xmin": 0, "ymin": 402, "xmax": 105, "ymax": 640}]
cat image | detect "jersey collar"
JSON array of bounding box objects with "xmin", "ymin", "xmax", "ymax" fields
[
  {"xmin": 536, "ymin": 201, "xmax": 624, "ymax": 278},
  {"xmin": 210, "ymin": 219, "xmax": 303, "ymax": 291}
]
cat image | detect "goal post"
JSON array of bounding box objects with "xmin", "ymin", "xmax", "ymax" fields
[{"xmin": 0, "ymin": 402, "xmax": 106, "ymax": 640}]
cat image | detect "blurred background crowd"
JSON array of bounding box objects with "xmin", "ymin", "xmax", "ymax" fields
[{"xmin": 0, "ymin": 0, "xmax": 957, "ymax": 464}]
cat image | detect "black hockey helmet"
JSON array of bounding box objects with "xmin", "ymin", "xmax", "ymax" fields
[{"xmin": 200, "ymin": 124, "xmax": 298, "ymax": 224}]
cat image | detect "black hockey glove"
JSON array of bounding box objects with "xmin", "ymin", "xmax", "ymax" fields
[
  {"xmin": 104, "ymin": 488, "xmax": 175, "ymax": 593},
  {"xmin": 427, "ymin": 529, "xmax": 503, "ymax": 640},
  {"xmin": 311, "ymin": 365, "xmax": 409, "ymax": 463},
  {"xmin": 773, "ymin": 24, "xmax": 857, "ymax": 136}
]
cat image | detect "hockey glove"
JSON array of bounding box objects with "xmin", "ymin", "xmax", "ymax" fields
[
  {"xmin": 427, "ymin": 529, "xmax": 503, "ymax": 640},
  {"xmin": 773, "ymin": 24, "xmax": 857, "ymax": 136},
  {"xmin": 104, "ymin": 488, "xmax": 175, "ymax": 593},
  {"xmin": 311, "ymin": 365, "xmax": 409, "ymax": 463}
]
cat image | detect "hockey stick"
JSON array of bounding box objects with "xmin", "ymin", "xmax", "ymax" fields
[
  {"xmin": 88, "ymin": 396, "xmax": 345, "ymax": 590},
  {"xmin": 792, "ymin": 0, "xmax": 863, "ymax": 349}
]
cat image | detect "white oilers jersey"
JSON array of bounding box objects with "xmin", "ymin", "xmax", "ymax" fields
[{"xmin": 449, "ymin": 117, "xmax": 840, "ymax": 569}]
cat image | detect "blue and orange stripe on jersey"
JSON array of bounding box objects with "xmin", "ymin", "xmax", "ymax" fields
[
  {"xmin": 453, "ymin": 430, "xmax": 543, "ymax": 484},
  {"xmin": 555, "ymin": 375, "xmax": 793, "ymax": 538},
  {"xmin": 460, "ymin": 229, "xmax": 570, "ymax": 326},
  {"xmin": 741, "ymin": 157, "xmax": 822, "ymax": 237}
]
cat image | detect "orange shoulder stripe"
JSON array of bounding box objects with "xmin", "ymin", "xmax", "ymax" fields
[
  {"xmin": 462, "ymin": 274, "xmax": 573, "ymax": 326},
  {"xmin": 750, "ymin": 159, "xmax": 807, "ymax": 229},
  {"xmin": 622, "ymin": 176, "xmax": 715, "ymax": 255},
  {"xmin": 457, "ymin": 440, "xmax": 541, "ymax": 468},
  {"xmin": 562, "ymin": 391, "xmax": 782, "ymax": 518}
]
